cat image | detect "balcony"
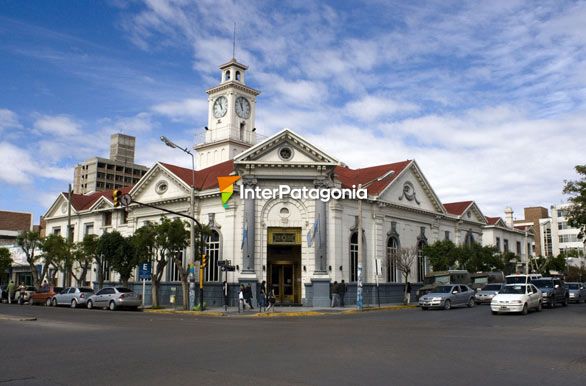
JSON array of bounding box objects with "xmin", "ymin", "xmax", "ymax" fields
[{"xmin": 195, "ymin": 127, "xmax": 267, "ymax": 148}]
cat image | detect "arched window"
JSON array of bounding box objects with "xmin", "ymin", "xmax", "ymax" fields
[
  {"xmin": 350, "ymin": 232, "xmax": 358, "ymax": 282},
  {"xmin": 417, "ymin": 240, "xmax": 426, "ymax": 282},
  {"xmin": 225, "ymin": 70, "xmax": 231, "ymax": 80},
  {"xmin": 465, "ymin": 230, "xmax": 475, "ymax": 246},
  {"xmin": 240, "ymin": 122, "xmax": 245, "ymax": 140},
  {"xmin": 205, "ymin": 230, "xmax": 221, "ymax": 282},
  {"xmin": 235, "ymin": 71, "xmax": 241, "ymax": 81},
  {"xmin": 167, "ymin": 250, "xmax": 184, "ymax": 282},
  {"xmin": 387, "ymin": 237, "xmax": 399, "ymax": 282}
]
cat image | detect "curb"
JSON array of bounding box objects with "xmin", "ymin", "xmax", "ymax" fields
[
  {"xmin": 253, "ymin": 311, "xmax": 329, "ymax": 318},
  {"xmin": 0, "ymin": 315, "xmax": 37, "ymax": 322},
  {"xmin": 144, "ymin": 309, "xmax": 226, "ymax": 317},
  {"xmin": 342, "ymin": 305, "xmax": 417, "ymax": 314}
]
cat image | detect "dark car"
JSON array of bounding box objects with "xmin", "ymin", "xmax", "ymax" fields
[{"xmin": 531, "ymin": 277, "xmax": 568, "ymax": 307}]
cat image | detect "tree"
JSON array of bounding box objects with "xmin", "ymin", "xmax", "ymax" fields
[
  {"xmin": 563, "ymin": 164, "xmax": 586, "ymax": 241},
  {"xmin": 133, "ymin": 223, "xmax": 159, "ymax": 305},
  {"xmin": 40, "ymin": 234, "xmax": 70, "ymax": 286},
  {"xmin": 0, "ymin": 247, "xmax": 13, "ymax": 283},
  {"xmin": 70, "ymin": 234, "xmax": 98, "ymax": 287},
  {"xmin": 424, "ymin": 240, "xmax": 461, "ymax": 271},
  {"xmin": 392, "ymin": 246, "xmax": 418, "ymax": 304},
  {"xmin": 16, "ymin": 231, "xmax": 43, "ymax": 288},
  {"xmin": 96, "ymin": 231, "xmax": 138, "ymax": 287}
]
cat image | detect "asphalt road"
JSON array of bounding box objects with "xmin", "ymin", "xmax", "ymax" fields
[{"xmin": 0, "ymin": 302, "xmax": 584, "ymax": 386}]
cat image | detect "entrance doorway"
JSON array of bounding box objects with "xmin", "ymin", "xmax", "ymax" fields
[{"xmin": 267, "ymin": 227, "xmax": 301, "ymax": 305}]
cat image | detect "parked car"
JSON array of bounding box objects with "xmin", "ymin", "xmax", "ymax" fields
[
  {"xmin": 491, "ymin": 284, "xmax": 542, "ymax": 315},
  {"xmin": 531, "ymin": 277, "xmax": 568, "ymax": 307},
  {"xmin": 30, "ymin": 286, "xmax": 63, "ymax": 306},
  {"xmin": 565, "ymin": 282, "xmax": 586, "ymax": 304},
  {"xmin": 474, "ymin": 283, "xmax": 505, "ymax": 304},
  {"xmin": 416, "ymin": 270, "xmax": 471, "ymax": 299},
  {"xmin": 418, "ymin": 284, "xmax": 476, "ymax": 310},
  {"xmin": 51, "ymin": 287, "xmax": 95, "ymax": 308},
  {"xmin": 86, "ymin": 287, "xmax": 141, "ymax": 311},
  {"xmin": 470, "ymin": 271, "xmax": 505, "ymax": 291},
  {"xmin": 505, "ymin": 273, "xmax": 542, "ymax": 285}
]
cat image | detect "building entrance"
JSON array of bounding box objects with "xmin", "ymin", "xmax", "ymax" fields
[{"xmin": 267, "ymin": 227, "xmax": 301, "ymax": 305}]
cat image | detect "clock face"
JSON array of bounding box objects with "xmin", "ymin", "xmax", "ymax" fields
[
  {"xmin": 213, "ymin": 96, "xmax": 228, "ymax": 118},
  {"xmin": 235, "ymin": 96, "xmax": 251, "ymax": 119}
]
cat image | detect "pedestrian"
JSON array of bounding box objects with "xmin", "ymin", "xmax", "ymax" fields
[
  {"xmin": 18, "ymin": 282, "xmax": 26, "ymax": 305},
  {"xmin": 7, "ymin": 280, "xmax": 15, "ymax": 304},
  {"xmin": 331, "ymin": 281, "xmax": 340, "ymax": 307},
  {"xmin": 266, "ymin": 288, "xmax": 276, "ymax": 312},
  {"xmin": 405, "ymin": 281, "xmax": 412, "ymax": 304},
  {"xmin": 339, "ymin": 280, "xmax": 347, "ymax": 307},
  {"xmin": 238, "ymin": 285, "xmax": 246, "ymax": 311},
  {"xmin": 259, "ymin": 281, "xmax": 267, "ymax": 312},
  {"xmin": 41, "ymin": 280, "xmax": 49, "ymax": 290},
  {"xmin": 244, "ymin": 284, "xmax": 254, "ymax": 310}
]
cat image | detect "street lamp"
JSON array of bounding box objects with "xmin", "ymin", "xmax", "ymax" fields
[
  {"xmin": 160, "ymin": 136, "xmax": 196, "ymax": 310},
  {"xmin": 356, "ymin": 169, "xmax": 395, "ymax": 310}
]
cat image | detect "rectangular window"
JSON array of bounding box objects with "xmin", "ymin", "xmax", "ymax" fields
[
  {"xmin": 103, "ymin": 212, "xmax": 112, "ymax": 227},
  {"xmin": 205, "ymin": 234, "xmax": 221, "ymax": 282},
  {"xmin": 52, "ymin": 227, "xmax": 61, "ymax": 236},
  {"xmin": 350, "ymin": 238, "xmax": 358, "ymax": 282},
  {"xmin": 167, "ymin": 250, "xmax": 184, "ymax": 282},
  {"xmin": 516, "ymin": 241, "xmax": 521, "ymax": 255},
  {"xmin": 444, "ymin": 231, "xmax": 450, "ymax": 241},
  {"xmin": 121, "ymin": 210, "xmax": 128, "ymax": 224},
  {"xmin": 496, "ymin": 237, "xmax": 501, "ymax": 251},
  {"xmin": 503, "ymin": 239, "xmax": 509, "ymax": 253}
]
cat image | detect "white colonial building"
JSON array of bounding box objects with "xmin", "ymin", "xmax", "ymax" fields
[{"xmin": 42, "ymin": 57, "xmax": 525, "ymax": 307}]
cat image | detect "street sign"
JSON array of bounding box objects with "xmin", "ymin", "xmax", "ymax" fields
[{"xmin": 138, "ymin": 262, "xmax": 152, "ymax": 280}]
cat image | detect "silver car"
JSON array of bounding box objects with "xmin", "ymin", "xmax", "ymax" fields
[
  {"xmin": 474, "ymin": 283, "xmax": 505, "ymax": 304},
  {"xmin": 566, "ymin": 282, "xmax": 586, "ymax": 303},
  {"xmin": 419, "ymin": 284, "xmax": 476, "ymax": 310},
  {"xmin": 86, "ymin": 287, "xmax": 141, "ymax": 311},
  {"xmin": 51, "ymin": 287, "xmax": 94, "ymax": 308}
]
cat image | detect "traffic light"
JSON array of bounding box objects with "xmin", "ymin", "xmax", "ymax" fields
[
  {"xmin": 112, "ymin": 189, "xmax": 122, "ymax": 207},
  {"xmin": 201, "ymin": 254, "xmax": 207, "ymax": 269}
]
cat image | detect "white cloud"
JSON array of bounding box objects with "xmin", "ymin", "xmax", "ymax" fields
[
  {"xmin": 100, "ymin": 112, "xmax": 156, "ymax": 134},
  {"xmin": 0, "ymin": 108, "xmax": 21, "ymax": 131},
  {"xmin": 345, "ymin": 95, "xmax": 419, "ymax": 122},
  {"xmin": 151, "ymin": 99, "xmax": 207, "ymax": 121},
  {"xmin": 34, "ymin": 115, "xmax": 81, "ymax": 136}
]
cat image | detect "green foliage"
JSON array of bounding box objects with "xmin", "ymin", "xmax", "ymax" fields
[
  {"xmin": 97, "ymin": 231, "xmax": 138, "ymax": 285},
  {"xmin": 459, "ymin": 243, "xmax": 504, "ymax": 272},
  {"xmin": 423, "ymin": 240, "xmax": 461, "ymax": 271},
  {"xmin": 563, "ymin": 164, "xmax": 586, "ymax": 240},
  {"xmin": 0, "ymin": 247, "xmax": 13, "ymax": 276},
  {"xmin": 565, "ymin": 264, "xmax": 586, "ymax": 282}
]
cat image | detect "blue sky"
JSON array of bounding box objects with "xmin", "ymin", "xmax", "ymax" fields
[{"xmin": 1, "ymin": 0, "xmax": 585, "ymax": 223}]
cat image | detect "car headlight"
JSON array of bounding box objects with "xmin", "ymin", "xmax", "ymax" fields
[{"xmin": 513, "ymin": 300, "xmax": 522, "ymax": 304}]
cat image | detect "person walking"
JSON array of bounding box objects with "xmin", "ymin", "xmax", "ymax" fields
[
  {"xmin": 18, "ymin": 282, "xmax": 26, "ymax": 305},
  {"xmin": 338, "ymin": 279, "xmax": 348, "ymax": 307},
  {"xmin": 266, "ymin": 288, "xmax": 276, "ymax": 312},
  {"xmin": 7, "ymin": 280, "xmax": 15, "ymax": 304},
  {"xmin": 238, "ymin": 285, "xmax": 246, "ymax": 312},
  {"xmin": 331, "ymin": 281, "xmax": 340, "ymax": 307},
  {"xmin": 405, "ymin": 281, "xmax": 412, "ymax": 304},
  {"xmin": 259, "ymin": 281, "xmax": 267, "ymax": 312},
  {"xmin": 244, "ymin": 284, "xmax": 254, "ymax": 310}
]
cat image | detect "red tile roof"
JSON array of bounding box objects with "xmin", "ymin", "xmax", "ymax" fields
[
  {"xmin": 334, "ymin": 160, "xmax": 411, "ymax": 195},
  {"xmin": 64, "ymin": 186, "xmax": 133, "ymax": 211},
  {"xmin": 161, "ymin": 160, "xmax": 235, "ymax": 191},
  {"xmin": 0, "ymin": 211, "xmax": 32, "ymax": 232},
  {"xmin": 443, "ymin": 201, "xmax": 473, "ymax": 216},
  {"xmin": 485, "ymin": 216, "xmax": 502, "ymax": 225}
]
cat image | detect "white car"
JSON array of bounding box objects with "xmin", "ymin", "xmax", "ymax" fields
[{"xmin": 491, "ymin": 284, "xmax": 542, "ymax": 315}]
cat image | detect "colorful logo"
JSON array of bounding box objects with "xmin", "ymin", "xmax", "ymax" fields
[{"xmin": 218, "ymin": 176, "xmax": 241, "ymax": 208}]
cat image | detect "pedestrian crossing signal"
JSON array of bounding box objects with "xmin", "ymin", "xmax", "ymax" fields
[{"xmin": 112, "ymin": 189, "xmax": 122, "ymax": 207}]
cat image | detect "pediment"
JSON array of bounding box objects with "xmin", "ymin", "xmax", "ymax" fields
[
  {"xmin": 129, "ymin": 163, "xmax": 191, "ymax": 204},
  {"xmin": 462, "ymin": 203, "xmax": 487, "ymax": 224},
  {"xmin": 234, "ymin": 129, "xmax": 339, "ymax": 166},
  {"xmin": 377, "ymin": 161, "xmax": 445, "ymax": 214},
  {"xmin": 89, "ymin": 196, "xmax": 113, "ymax": 212},
  {"xmin": 43, "ymin": 194, "xmax": 70, "ymax": 219}
]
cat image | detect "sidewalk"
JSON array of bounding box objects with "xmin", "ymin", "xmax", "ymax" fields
[{"xmin": 144, "ymin": 303, "xmax": 417, "ymax": 318}]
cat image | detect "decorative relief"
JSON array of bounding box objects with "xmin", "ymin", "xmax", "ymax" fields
[{"xmin": 398, "ymin": 181, "xmax": 421, "ymax": 205}]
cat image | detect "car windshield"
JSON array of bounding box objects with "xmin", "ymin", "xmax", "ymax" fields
[
  {"xmin": 80, "ymin": 288, "xmax": 94, "ymax": 293},
  {"xmin": 531, "ymin": 279, "xmax": 553, "ymax": 288},
  {"xmin": 432, "ymin": 286, "xmax": 454, "ymax": 294},
  {"xmin": 116, "ymin": 287, "xmax": 133, "ymax": 293},
  {"xmin": 500, "ymin": 285, "xmax": 526, "ymax": 294},
  {"xmin": 483, "ymin": 284, "xmax": 502, "ymax": 291},
  {"xmin": 506, "ymin": 276, "xmax": 526, "ymax": 284},
  {"xmin": 567, "ymin": 284, "xmax": 580, "ymax": 290}
]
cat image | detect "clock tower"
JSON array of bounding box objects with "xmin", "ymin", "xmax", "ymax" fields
[{"xmin": 196, "ymin": 58, "xmax": 260, "ymax": 169}]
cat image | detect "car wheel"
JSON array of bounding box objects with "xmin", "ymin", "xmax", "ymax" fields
[
  {"xmin": 45, "ymin": 298, "xmax": 51, "ymax": 307},
  {"xmin": 87, "ymin": 300, "xmax": 93, "ymax": 309},
  {"xmin": 443, "ymin": 300, "xmax": 451, "ymax": 310},
  {"xmin": 467, "ymin": 298, "xmax": 475, "ymax": 308},
  {"xmin": 52, "ymin": 298, "xmax": 57, "ymax": 307},
  {"xmin": 537, "ymin": 302, "xmax": 542, "ymax": 312},
  {"xmin": 71, "ymin": 299, "xmax": 77, "ymax": 309},
  {"xmin": 109, "ymin": 301, "xmax": 116, "ymax": 311},
  {"xmin": 521, "ymin": 303, "xmax": 528, "ymax": 315},
  {"xmin": 29, "ymin": 298, "xmax": 34, "ymax": 306}
]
